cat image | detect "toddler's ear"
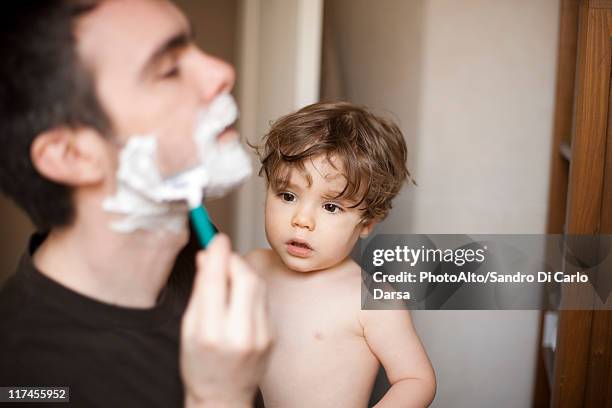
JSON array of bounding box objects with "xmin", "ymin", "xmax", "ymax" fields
[{"xmin": 359, "ymin": 219, "xmax": 378, "ymax": 238}]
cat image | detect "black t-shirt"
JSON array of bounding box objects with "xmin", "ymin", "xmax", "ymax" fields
[{"xmin": 0, "ymin": 235, "xmax": 186, "ymax": 407}]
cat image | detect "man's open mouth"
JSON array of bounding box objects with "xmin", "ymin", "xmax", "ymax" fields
[{"xmin": 217, "ymin": 125, "xmax": 238, "ymax": 144}]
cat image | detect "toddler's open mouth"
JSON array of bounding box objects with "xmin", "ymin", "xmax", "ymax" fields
[{"xmin": 286, "ymin": 239, "xmax": 313, "ymax": 257}]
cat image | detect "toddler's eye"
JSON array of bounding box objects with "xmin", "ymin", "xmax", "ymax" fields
[
  {"xmin": 280, "ymin": 192, "xmax": 296, "ymax": 202},
  {"xmin": 323, "ymin": 203, "xmax": 342, "ymax": 214}
]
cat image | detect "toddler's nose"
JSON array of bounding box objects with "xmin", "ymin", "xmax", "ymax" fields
[{"xmin": 291, "ymin": 211, "xmax": 314, "ymax": 231}]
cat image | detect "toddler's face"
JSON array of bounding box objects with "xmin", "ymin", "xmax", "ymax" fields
[{"xmin": 264, "ymin": 155, "xmax": 374, "ymax": 273}]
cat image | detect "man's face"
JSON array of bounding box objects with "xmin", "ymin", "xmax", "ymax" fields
[
  {"xmin": 76, "ymin": 0, "xmax": 235, "ymax": 177},
  {"xmin": 264, "ymin": 156, "xmax": 370, "ymax": 273}
]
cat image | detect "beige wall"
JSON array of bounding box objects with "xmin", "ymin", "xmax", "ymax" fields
[{"xmin": 323, "ymin": 0, "xmax": 559, "ymax": 406}]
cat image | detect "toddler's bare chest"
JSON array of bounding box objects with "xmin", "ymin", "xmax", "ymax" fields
[{"xmin": 267, "ymin": 280, "xmax": 361, "ymax": 349}]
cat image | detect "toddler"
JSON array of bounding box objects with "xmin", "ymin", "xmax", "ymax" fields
[{"xmin": 246, "ymin": 102, "xmax": 435, "ymax": 407}]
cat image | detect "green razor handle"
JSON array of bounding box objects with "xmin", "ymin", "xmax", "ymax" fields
[{"xmin": 189, "ymin": 205, "xmax": 216, "ymax": 248}]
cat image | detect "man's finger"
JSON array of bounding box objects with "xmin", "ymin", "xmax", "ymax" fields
[
  {"xmin": 226, "ymin": 254, "xmax": 259, "ymax": 347},
  {"xmin": 187, "ymin": 233, "xmax": 231, "ymax": 340}
]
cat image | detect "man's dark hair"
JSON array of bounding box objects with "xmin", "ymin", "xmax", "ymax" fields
[{"xmin": 0, "ymin": 1, "xmax": 111, "ymax": 231}]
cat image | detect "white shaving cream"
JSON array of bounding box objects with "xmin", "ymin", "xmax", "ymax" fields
[{"xmin": 103, "ymin": 94, "xmax": 252, "ymax": 233}]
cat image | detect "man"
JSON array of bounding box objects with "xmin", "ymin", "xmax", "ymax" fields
[{"xmin": 0, "ymin": 1, "xmax": 270, "ymax": 407}]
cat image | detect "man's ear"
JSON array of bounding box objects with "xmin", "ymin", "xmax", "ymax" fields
[
  {"xmin": 31, "ymin": 127, "xmax": 108, "ymax": 186},
  {"xmin": 359, "ymin": 219, "xmax": 378, "ymax": 238}
]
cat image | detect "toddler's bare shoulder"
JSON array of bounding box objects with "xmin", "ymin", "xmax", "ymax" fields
[
  {"xmin": 328, "ymin": 260, "xmax": 366, "ymax": 307},
  {"xmin": 326, "ymin": 261, "xmax": 369, "ymax": 334}
]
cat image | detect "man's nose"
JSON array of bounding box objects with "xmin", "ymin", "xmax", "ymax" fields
[
  {"xmin": 192, "ymin": 50, "xmax": 236, "ymax": 103},
  {"xmin": 291, "ymin": 206, "xmax": 315, "ymax": 231}
]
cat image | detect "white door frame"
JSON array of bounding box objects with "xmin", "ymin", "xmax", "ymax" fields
[{"xmin": 234, "ymin": 0, "xmax": 323, "ymax": 253}]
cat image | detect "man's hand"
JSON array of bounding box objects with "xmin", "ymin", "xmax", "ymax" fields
[{"xmin": 181, "ymin": 234, "xmax": 272, "ymax": 408}]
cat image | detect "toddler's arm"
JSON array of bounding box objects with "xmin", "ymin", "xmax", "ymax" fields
[{"xmin": 360, "ymin": 308, "xmax": 436, "ymax": 407}]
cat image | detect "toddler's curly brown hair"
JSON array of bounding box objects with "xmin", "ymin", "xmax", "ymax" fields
[{"xmin": 254, "ymin": 101, "xmax": 414, "ymax": 222}]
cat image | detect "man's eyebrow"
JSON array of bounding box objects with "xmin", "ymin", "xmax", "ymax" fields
[{"xmin": 141, "ymin": 29, "xmax": 193, "ymax": 77}]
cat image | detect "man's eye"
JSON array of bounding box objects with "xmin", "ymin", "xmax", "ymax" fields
[
  {"xmin": 323, "ymin": 203, "xmax": 343, "ymax": 214},
  {"xmin": 280, "ymin": 192, "xmax": 296, "ymax": 202},
  {"xmin": 160, "ymin": 66, "xmax": 180, "ymax": 79}
]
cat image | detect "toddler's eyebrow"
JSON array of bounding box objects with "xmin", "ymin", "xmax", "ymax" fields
[
  {"xmin": 274, "ymin": 180, "xmax": 299, "ymax": 191},
  {"xmin": 322, "ymin": 190, "xmax": 344, "ymax": 200},
  {"xmin": 276, "ymin": 176, "xmax": 311, "ymax": 190}
]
